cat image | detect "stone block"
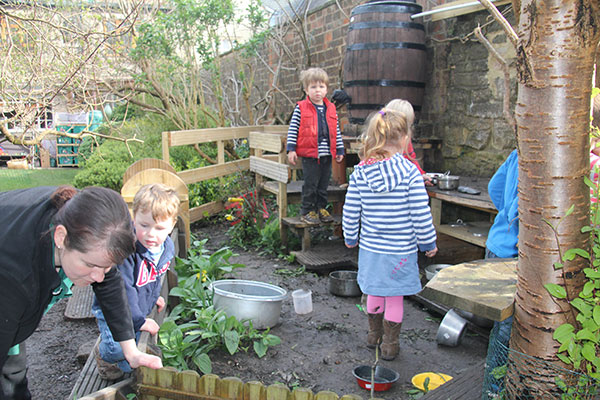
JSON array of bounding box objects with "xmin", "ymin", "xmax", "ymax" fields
[
  {"xmin": 452, "ymin": 71, "xmax": 489, "ymax": 89},
  {"xmin": 468, "ymin": 102, "xmax": 503, "ymax": 119}
]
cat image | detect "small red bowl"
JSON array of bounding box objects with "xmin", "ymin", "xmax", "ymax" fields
[{"xmin": 352, "ymin": 365, "xmax": 400, "ymax": 391}]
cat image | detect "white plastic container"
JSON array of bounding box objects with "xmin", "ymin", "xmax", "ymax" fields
[{"xmin": 292, "ymin": 289, "xmax": 313, "ymax": 314}]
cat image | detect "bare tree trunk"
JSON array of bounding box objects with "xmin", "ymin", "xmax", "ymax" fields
[{"xmin": 506, "ymin": 0, "xmax": 600, "ymax": 397}]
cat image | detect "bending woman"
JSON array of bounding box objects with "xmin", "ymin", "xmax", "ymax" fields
[{"xmin": 0, "ymin": 185, "xmax": 162, "ymax": 399}]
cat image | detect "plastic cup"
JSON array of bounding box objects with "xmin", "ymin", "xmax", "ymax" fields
[{"xmin": 292, "ymin": 289, "xmax": 313, "ymax": 314}]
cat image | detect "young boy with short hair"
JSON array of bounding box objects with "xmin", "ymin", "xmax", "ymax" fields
[
  {"xmin": 287, "ymin": 67, "xmax": 345, "ymax": 225},
  {"xmin": 92, "ymin": 183, "xmax": 180, "ymax": 379}
]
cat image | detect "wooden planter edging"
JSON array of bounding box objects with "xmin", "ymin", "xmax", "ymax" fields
[{"xmin": 135, "ymin": 366, "xmax": 381, "ymax": 400}]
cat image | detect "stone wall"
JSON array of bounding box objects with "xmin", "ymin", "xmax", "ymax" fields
[
  {"xmin": 222, "ymin": 0, "xmax": 518, "ymax": 176},
  {"xmin": 421, "ymin": 7, "xmax": 518, "ymax": 176}
]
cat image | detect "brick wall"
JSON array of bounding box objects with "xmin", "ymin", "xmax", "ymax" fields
[{"xmin": 221, "ymin": 0, "xmax": 518, "ymax": 176}]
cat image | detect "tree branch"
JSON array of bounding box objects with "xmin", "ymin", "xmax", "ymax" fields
[
  {"xmin": 478, "ymin": 0, "xmax": 519, "ymax": 48},
  {"xmin": 474, "ymin": 26, "xmax": 516, "ymax": 135}
]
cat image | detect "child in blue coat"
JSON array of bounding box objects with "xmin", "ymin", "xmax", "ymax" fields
[{"xmin": 92, "ymin": 183, "xmax": 180, "ymax": 379}]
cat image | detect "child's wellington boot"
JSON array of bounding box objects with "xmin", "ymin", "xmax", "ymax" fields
[
  {"xmin": 367, "ymin": 313, "xmax": 383, "ymax": 348},
  {"xmin": 381, "ymin": 319, "xmax": 402, "ymax": 360}
]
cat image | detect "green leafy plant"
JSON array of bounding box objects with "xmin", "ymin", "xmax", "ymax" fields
[
  {"xmin": 542, "ymin": 90, "xmax": 600, "ymax": 398},
  {"xmin": 158, "ymin": 238, "xmax": 280, "ymax": 374}
]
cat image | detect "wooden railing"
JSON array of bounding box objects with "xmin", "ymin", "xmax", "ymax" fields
[{"xmin": 161, "ymin": 125, "xmax": 288, "ymax": 224}]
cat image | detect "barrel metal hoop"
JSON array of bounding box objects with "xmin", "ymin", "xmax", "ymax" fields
[
  {"xmin": 348, "ymin": 21, "xmax": 424, "ymax": 31},
  {"xmin": 347, "ymin": 103, "xmax": 422, "ymax": 112},
  {"xmin": 344, "ymin": 79, "xmax": 426, "ymax": 89},
  {"xmin": 351, "ymin": 4, "xmax": 422, "ymax": 16},
  {"xmin": 346, "ymin": 42, "xmax": 426, "ymax": 51}
]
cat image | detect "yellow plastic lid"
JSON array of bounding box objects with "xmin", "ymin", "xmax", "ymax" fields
[{"xmin": 411, "ymin": 372, "xmax": 453, "ymax": 391}]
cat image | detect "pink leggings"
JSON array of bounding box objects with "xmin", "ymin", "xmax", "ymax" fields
[{"xmin": 366, "ymin": 295, "xmax": 404, "ymax": 323}]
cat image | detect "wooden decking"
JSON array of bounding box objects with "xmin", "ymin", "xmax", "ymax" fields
[{"xmin": 421, "ymin": 360, "xmax": 485, "ymax": 399}]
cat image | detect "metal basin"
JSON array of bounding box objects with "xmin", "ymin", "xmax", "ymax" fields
[
  {"xmin": 329, "ymin": 270, "xmax": 361, "ymax": 297},
  {"xmin": 353, "ymin": 365, "xmax": 399, "ymax": 392},
  {"xmin": 209, "ymin": 279, "xmax": 287, "ymax": 329}
]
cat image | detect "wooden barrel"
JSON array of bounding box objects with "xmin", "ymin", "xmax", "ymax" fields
[{"xmin": 343, "ymin": 0, "xmax": 426, "ymax": 126}]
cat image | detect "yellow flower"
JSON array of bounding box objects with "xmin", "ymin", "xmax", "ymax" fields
[
  {"xmin": 225, "ymin": 214, "xmax": 234, "ymax": 221},
  {"xmin": 201, "ymin": 270, "xmax": 208, "ymax": 283},
  {"xmin": 228, "ymin": 197, "xmax": 244, "ymax": 203}
]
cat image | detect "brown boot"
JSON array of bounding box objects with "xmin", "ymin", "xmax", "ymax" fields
[
  {"xmin": 367, "ymin": 313, "xmax": 384, "ymax": 348},
  {"xmin": 381, "ymin": 320, "xmax": 402, "ymax": 360},
  {"xmin": 94, "ymin": 343, "xmax": 124, "ymax": 381}
]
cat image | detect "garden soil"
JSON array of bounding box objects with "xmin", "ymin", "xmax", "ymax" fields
[{"xmin": 26, "ymin": 221, "xmax": 489, "ymax": 400}]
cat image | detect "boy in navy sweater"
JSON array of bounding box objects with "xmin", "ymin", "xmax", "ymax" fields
[{"xmin": 92, "ymin": 183, "xmax": 180, "ymax": 379}]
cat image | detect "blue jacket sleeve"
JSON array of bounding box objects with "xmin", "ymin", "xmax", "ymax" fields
[{"xmin": 118, "ymin": 255, "xmax": 148, "ymax": 332}]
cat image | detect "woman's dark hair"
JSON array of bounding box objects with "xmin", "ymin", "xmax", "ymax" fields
[{"xmin": 51, "ymin": 186, "xmax": 135, "ymax": 265}]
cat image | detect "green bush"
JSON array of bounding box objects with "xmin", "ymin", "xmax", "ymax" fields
[{"xmin": 72, "ymin": 114, "xmax": 173, "ymax": 190}]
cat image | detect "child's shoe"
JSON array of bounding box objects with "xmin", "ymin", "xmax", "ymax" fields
[
  {"xmin": 300, "ymin": 211, "xmax": 320, "ymax": 225},
  {"xmin": 381, "ymin": 320, "xmax": 402, "ymax": 360},
  {"xmin": 318, "ymin": 208, "xmax": 334, "ymax": 223},
  {"xmin": 94, "ymin": 343, "xmax": 124, "ymax": 380},
  {"xmin": 367, "ymin": 313, "xmax": 383, "ymax": 348}
]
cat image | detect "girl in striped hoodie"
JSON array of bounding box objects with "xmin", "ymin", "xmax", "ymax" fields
[{"xmin": 342, "ymin": 109, "xmax": 438, "ymax": 360}]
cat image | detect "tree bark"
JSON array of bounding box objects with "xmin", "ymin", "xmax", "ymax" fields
[{"xmin": 506, "ymin": 0, "xmax": 600, "ymax": 397}]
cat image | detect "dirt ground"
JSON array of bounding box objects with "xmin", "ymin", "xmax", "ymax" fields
[{"xmin": 26, "ymin": 221, "xmax": 489, "ymax": 400}]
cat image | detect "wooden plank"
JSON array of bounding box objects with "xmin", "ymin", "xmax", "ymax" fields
[
  {"xmin": 435, "ymin": 223, "xmax": 488, "ymax": 248},
  {"xmin": 217, "ymin": 140, "xmax": 225, "ymax": 164},
  {"xmin": 162, "ymin": 131, "xmax": 171, "ymax": 163},
  {"xmin": 421, "ymin": 258, "xmax": 517, "ymax": 322},
  {"xmin": 430, "ymin": 0, "xmax": 511, "ymax": 21},
  {"xmin": 64, "ymin": 285, "xmax": 95, "ymax": 320},
  {"xmin": 249, "ymin": 156, "xmax": 290, "ymax": 183},
  {"xmin": 189, "ymin": 201, "xmax": 225, "ymax": 222},
  {"xmin": 420, "ymin": 360, "xmax": 485, "ymax": 399},
  {"xmin": 426, "ymin": 177, "xmax": 496, "ymax": 213},
  {"xmin": 178, "ymin": 159, "xmax": 249, "ymax": 185},
  {"xmin": 168, "ymin": 126, "xmax": 257, "ymax": 147},
  {"xmin": 249, "ymin": 131, "xmax": 284, "ymax": 153},
  {"xmin": 261, "ymin": 125, "xmax": 289, "ymax": 133},
  {"xmin": 123, "ymin": 158, "xmax": 176, "ymax": 185}
]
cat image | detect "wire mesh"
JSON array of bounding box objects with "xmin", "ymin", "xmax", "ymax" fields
[{"xmin": 482, "ymin": 318, "xmax": 600, "ymax": 399}]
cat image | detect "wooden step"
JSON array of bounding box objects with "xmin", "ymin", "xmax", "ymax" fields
[
  {"xmin": 291, "ymin": 241, "xmax": 357, "ymax": 271},
  {"xmin": 282, "ymin": 214, "xmax": 341, "ymax": 228},
  {"xmin": 65, "ymin": 285, "xmax": 95, "ymax": 320}
]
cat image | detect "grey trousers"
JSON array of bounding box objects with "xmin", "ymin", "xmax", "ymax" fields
[{"xmin": 1, "ymin": 343, "xmax": 31, "ymax": 400}]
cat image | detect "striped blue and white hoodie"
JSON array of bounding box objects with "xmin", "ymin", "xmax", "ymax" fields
[{"xmin": 343, "ymin": 153, "xmax": 437, "ymax": 255}]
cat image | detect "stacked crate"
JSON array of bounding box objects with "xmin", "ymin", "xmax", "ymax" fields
[{"xmin": 56, "ymin": 126, "xmax": 82, "ymax": 167}]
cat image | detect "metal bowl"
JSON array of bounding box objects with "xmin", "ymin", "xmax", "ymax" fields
[
  {"xmin": 352, "ymin": 365, "xmax": 399, "ymax": 391},
  {"xmin": 328, "ymin": 270, "xmax": 361, "ymax": 297},
  {"xmin": 209, "ymin": 279, "xmax": 287, "ymax": 329},
  {"xmin": 424, "ymin": 264, "xmax": 452, "ymax": 281},
  {"xmin": 436, "ymin": 309, "xmax": 468, "ymax": 346}
]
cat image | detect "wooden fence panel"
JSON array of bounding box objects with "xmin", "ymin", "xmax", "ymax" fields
[
  {"xmin": 249, "ymin": 156, "xmax": 289, "ymax": 183},
  {"xmin": 178, "ymin": 159, "xmax": 249, "ymax": 185},
  {"xmin": 248, "ymin": 131, "xmax": 284, "ymax": 153}
]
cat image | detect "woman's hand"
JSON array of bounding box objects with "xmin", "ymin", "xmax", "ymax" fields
[
  {"xmin": 119, "ymin": 339, "xmax": 163, "ymax": 369},
  {"xmin": 335, "ymin": 154, "xmax": 344, "ymax": 163}
]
